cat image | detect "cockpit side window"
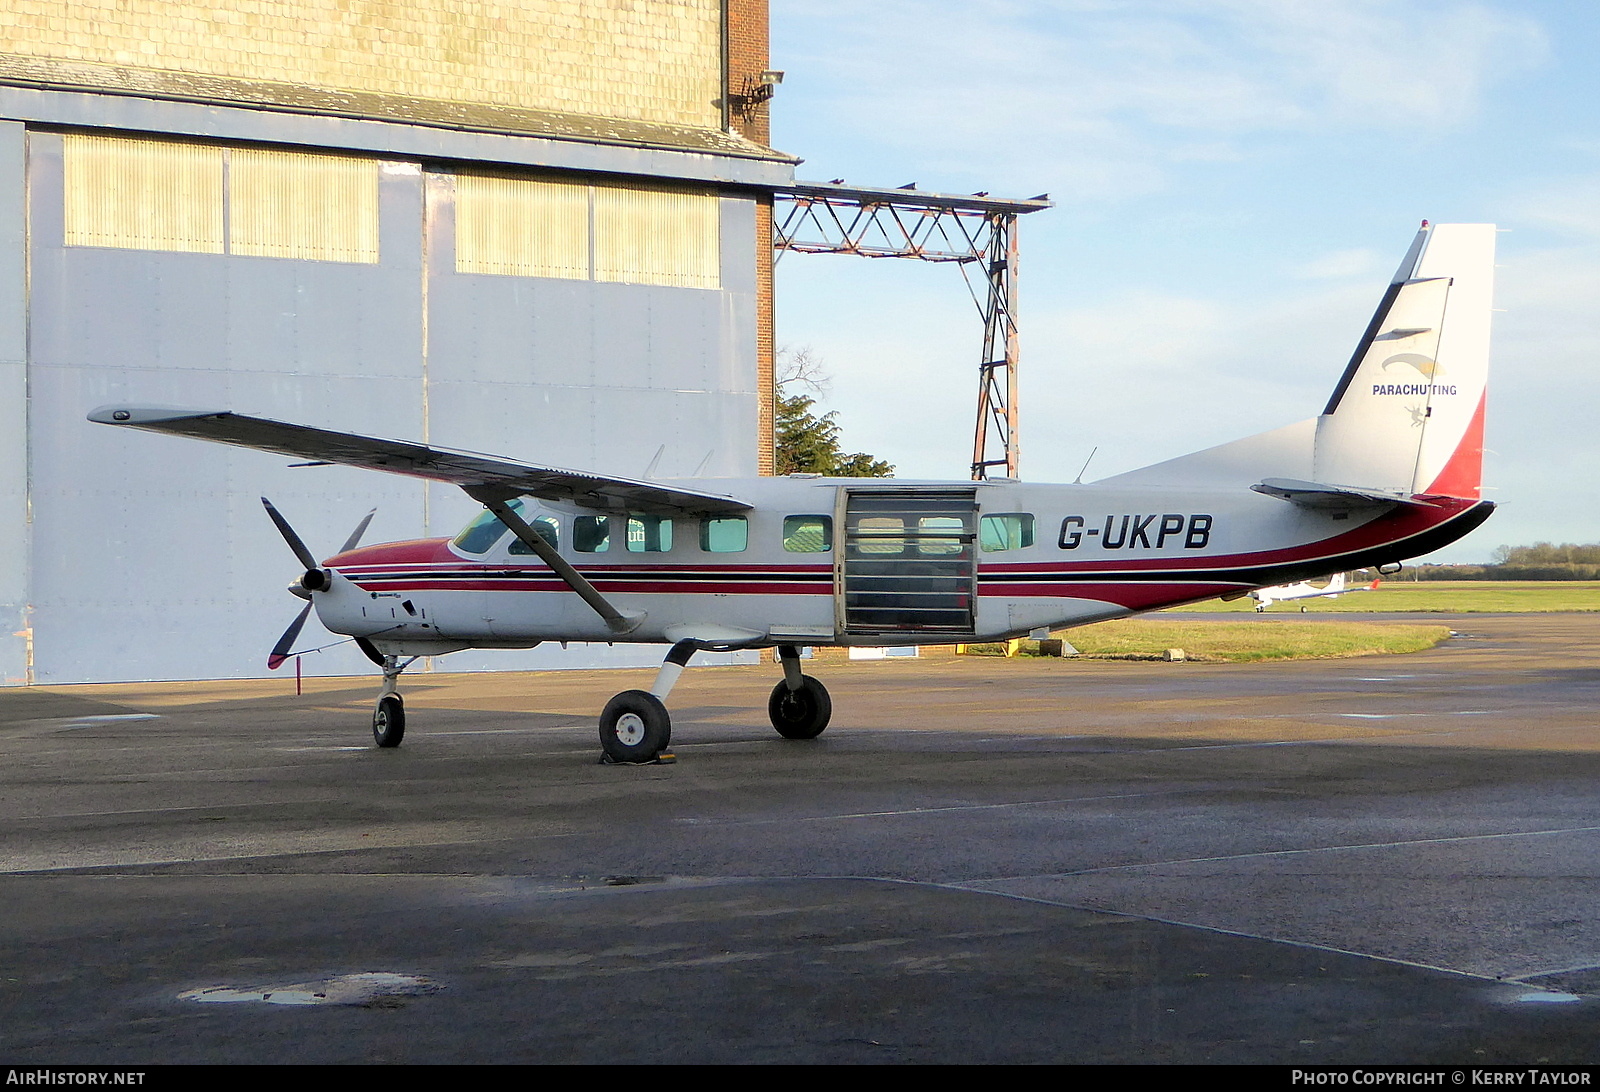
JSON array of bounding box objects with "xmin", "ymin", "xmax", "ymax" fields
[{"xmin": 507, "ymin": 516, "xmax": 560, "ymax": 553}]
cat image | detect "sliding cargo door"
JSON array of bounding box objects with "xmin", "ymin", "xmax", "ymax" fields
[{"xmin": 838, "ymin": 489, "xmax": 977, "ymax": 638}]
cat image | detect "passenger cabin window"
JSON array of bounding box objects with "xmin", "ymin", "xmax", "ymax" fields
[
  {"xmin": 573, "ymin": 515, "xmax": 611, "ymax": 553},
  {"xmin": 627, "ymin": 514, "xmax": 673, "ymax": 553},
  {"xmin": 700, "ymin": 516, "xmax": 748, "ymax": 553},
  {"xmin": 981, "ymin": 513, "xmax": 1036, "ymax": 552},
  {"xmin": 783, "ymin": 515, "xmax": 833, "ymax": 553},
  {"xmin": 507, "ymin": 515, "xmax": 560, "ymax": 554}
]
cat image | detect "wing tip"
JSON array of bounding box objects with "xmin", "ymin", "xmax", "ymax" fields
[{"xmin": 88, "ymin": 405, "xmax": 230, "ymax": 425}]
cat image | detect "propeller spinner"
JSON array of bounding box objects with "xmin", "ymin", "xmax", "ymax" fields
[{"xmin": 261, "ymin": 498, "xmax": 381, "ymax": 669}]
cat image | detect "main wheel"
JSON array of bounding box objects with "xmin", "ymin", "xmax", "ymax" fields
[
  {"xmin": 373, "ymin": 693, "xmax": 405, "ymax": 748},
  {"xmin": 768, "ymin": 676, "xmax": 831, "ymax": 740},
  {"xmin": 599, "ymin": 690, "xmax": 672, "ymax": 762}
]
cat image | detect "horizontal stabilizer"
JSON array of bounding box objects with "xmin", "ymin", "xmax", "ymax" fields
[
  {"xmin": 87, "ymin": 406, "xmax": 751, "ymax": 516},
  {"xmin": 1252, "ymin": 477, "xmax": 1435, "ymax": 511}
]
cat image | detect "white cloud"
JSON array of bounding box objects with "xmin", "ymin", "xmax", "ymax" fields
[
  {"xmin": 1504, "ymin": 175, "xmax": 1600, "ymax": 239},
  {"xmin": 1293, "ymin": 247, "xmax": 1387, "ymax": 279},
  {"xmin": 775, "ymin": 0, "xmax": 1548, "ymax": 200}
]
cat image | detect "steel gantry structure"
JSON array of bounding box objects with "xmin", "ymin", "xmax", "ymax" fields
[{"xmin": 772, "ymin": 181, "xmax": 1052, "ymax": 480}]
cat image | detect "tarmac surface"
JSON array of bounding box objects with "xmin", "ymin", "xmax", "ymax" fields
[{"xmin": 3, "ymin": 612, "xmax": 1600, "ymax": 1063}]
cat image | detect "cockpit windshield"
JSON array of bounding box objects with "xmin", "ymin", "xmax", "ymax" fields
[
  {"xmin": 452, "ymin": 499, "xmax": 561, "ymax": 555},
  {"xmin": 452, "ymin": 499, "xmax": 527, "ymax": 554}
]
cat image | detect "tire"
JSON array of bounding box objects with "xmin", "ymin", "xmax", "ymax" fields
[
  {"xmin": 767, "ymin": 676, "xmax": 831, "ymax": 740},
  {"xmin": 373, "ymin": 693, "xmax": 405, "ymax": 748},
  {"xmin": 599, "ymin": 690, "xmax": 672, "ymax": 762}
]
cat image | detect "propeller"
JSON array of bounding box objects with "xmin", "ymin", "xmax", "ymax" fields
[{"xmin": 261, "ymin": 498, "xmax": 379, "ymax": 669}]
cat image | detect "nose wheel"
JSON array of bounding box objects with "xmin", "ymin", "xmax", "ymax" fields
[
  {"xmin": 370, "ymin": 653, "xmax": 416, "ymax": 748},
  {"xmin": 373, "ymin": 693, "xmax": 405, "ymax": 747}
]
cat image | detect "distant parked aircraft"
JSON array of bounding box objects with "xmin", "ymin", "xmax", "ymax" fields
[{"xmin": 1251, "ymin": 571, "xmax": 1382, "ymax": 612}]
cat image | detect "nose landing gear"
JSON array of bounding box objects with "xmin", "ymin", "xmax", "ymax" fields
[{"xmin": 372, "ymin": 654, "xmax": 417, "ymax": 748}]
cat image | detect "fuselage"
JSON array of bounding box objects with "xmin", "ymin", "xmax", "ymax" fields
[{"xmin": 313, "ymin": 475, "xmax": 1492, "ymax": 656}]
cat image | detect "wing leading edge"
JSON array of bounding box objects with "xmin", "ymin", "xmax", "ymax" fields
[{"xmin": 88, "ymin": 406, "xmax": 752, "ymax": 517}]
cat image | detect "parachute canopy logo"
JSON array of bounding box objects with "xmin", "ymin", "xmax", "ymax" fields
[
  {"xmin": 1383, "ymin": 353, "xmax": 1442, "ymax": 378},
  {"xmin": 1373, "ymin": 353, "xmax": 1455, "ymax": 397}
]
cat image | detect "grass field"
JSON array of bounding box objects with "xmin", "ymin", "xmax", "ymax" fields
[
  {"xmin": 959, "ymin": 581, "xmax": 1585, "ymax": 662},
  {"xmin": 1173, "ymin": 581, "xmax": 1600, "ymax": 614},
  {"xmin": 963, "ymin": 619, "xmax": 1453, "ymax": 663},
  {"xmin": 1061, "ymin": 619, "xmax": 1452, "ymax": 662}
]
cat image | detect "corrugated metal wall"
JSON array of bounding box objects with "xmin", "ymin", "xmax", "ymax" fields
[
  {"xmin": 17, "ymin": 129, "xmax": 760, "ymax": 683},
  {"xmin": 230, "ymin": 148, "xmax": 380, "ymax": 263},
  {"xmin": 592, "ymin": 183, "xmax": 720, "ymax": 289},
  {"xmin": 63, "ymin": 134, "xmax": 224, "ymax": 254},
  {"xmin": 455, "ymin": 174, "xmax": 589, "ymax": 280}
]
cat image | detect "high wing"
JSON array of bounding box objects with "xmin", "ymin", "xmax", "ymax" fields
[{"xmin": 88, "ymin": 406, "xmax": 751, "ymax": 516}]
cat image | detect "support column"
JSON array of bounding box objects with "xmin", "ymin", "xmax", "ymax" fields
[{"xmin": 0, "ymin": 123, "xmax": 29, "ymax": 684}]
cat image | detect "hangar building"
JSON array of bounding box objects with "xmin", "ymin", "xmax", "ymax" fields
[{"xmin": 0, "ymin": 0, "xmax": 793, "ymax": 684}]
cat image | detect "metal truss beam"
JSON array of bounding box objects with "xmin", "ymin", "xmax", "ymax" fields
[{"xmin": 774, "ymin": 181, "xmax": 1051, "ymax": 481}]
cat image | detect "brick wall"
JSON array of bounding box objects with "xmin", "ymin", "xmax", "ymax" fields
[
  {"xmin": 724, "ymin": 0, "xmax": 771, "ymax": 147},
  {"xmin": 726, "ymin": 0, "xmax": 774, "ymax": 472}
]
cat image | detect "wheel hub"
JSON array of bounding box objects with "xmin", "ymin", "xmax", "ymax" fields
[{"xmin": 615, "ymin": 712, "xmax": 647, "ymax": 746}]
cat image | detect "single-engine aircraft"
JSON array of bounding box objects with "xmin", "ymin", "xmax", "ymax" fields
[
  {"xmin": 1250, "ymin": 571, "xmax": 1382, "ymax": 612},
  {"xmin": 90, "ymin": 222, "xmax": 1495, "ymax": 763}
]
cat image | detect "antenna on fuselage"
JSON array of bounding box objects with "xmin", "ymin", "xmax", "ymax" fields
[
  {"xmin": 1073, "ymin": 446, "xmax": 1098, "ymax": 484},
  {"xmin": 643, "ymin": 444, "xmax": 666, "ymax": 479},
  {"xmin": 692, "ymin": 449, "xmax": 715, "ymax": 477}
]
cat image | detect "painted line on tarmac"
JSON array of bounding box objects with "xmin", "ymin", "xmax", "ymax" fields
[
  {"xmin": 1038, "ymin": 822, "xmax": 1600, "ymax": 876},
  {"xmin": 675, "ymin": 790, "xmax": 1194, "ymax": 827},
  {"xmin": 17, "ymin": 800, "xmax": 316, "ymax": 821}
]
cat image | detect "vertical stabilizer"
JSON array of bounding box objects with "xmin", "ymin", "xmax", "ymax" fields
[{"xmin": 1312, "ymin": 223, "xmax": 1495, "ymax": 499}]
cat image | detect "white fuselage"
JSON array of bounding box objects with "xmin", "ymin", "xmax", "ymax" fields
[{"xmin": 313, "ymin": 475, "xmax": 1487, "ymax": 656}]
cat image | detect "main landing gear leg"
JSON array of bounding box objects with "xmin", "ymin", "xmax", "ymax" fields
[
  {"xmin": 598, "ymin": 640, "xmax": 696, "ymax": 763},
  {"xmin": 768, "ymin": 645, "xmax": 831, "ymax": 740},
  {"xmin": 372, "ymin": 654, "xmax": 417, "ymax": 748}
]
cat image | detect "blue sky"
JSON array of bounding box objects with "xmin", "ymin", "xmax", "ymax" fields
[{"xmin": 769, "ymin": 1, "xmax": 1600, "ymax": 562}]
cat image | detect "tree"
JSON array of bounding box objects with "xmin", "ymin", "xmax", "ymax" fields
[{"xmin": 773, "ymin": 347, "xmax": 894, "ymax": 477}]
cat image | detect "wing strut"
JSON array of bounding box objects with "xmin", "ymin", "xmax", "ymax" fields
[{"xmin": 464, "ymin": 486, "xmax": 643, "ymax": 635}]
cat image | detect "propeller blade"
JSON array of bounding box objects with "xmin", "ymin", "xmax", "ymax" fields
[
  {"xmin": 268, "ymin": 602, "xmax": 314, "ymax": 670},
  {"xmin": 261, "ymin": 497, "xmax": 320, "ymax": 572},
  {"xmin": 338, "ymin": 508, "xmax": 377, "ymax": 554},
  {"xmin": 354, "ymin": 637, "xmax": 387, "ymax": 667}
]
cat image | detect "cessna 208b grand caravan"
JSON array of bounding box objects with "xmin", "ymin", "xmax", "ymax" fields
[{"xmin": 91, "ymin": 222, "xmax": 1495, "ymax": 763}]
